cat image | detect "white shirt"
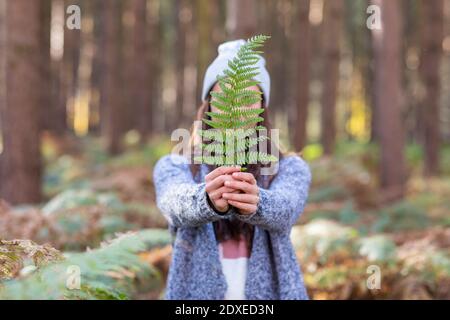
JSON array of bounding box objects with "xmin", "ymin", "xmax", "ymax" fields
[{"xmin": 218, "ymin": 235, "xmax": 250, "ymax": 300}]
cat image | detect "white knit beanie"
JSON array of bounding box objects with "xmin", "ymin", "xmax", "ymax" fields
[{"xmin": 201, "ymin": 39, "xmax": 271, "ymax": 107}]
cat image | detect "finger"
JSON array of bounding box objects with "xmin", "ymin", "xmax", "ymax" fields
[
  {"xmin": 209, "ymin": 186, "xmax": 237, "ymax": 200},
  {"xmin": 205, "ymin": 165, "xmax": 241, "ymax": 182},
  {"xmin": 205, "ymin": 175, "xmax": 234, "ymax": 193},
  {"xmin": 224, "ymin": 180, "xmax": 257, "ymax": 194},
  {"xmin": 231, "ymin": 172, "xmax": 256, "ymax": 185},
  {"xmin": 223, "ymin": 192, "xmax": 259, "ymax": 204},
  {"xmin": 227, "ymin": 200, "xmax": 257, "ymax": 214}
]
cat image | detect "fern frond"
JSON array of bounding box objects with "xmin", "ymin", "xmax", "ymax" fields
[
  {"xmin": 247, "ymin": 135, "xmax": 270, "ymax": 149},
  {"xmin": 233, "ymin": 117, "xmax": 264, "ymax": 129},
  {"xmin": 0, "ymin": 230, "xmax": 171, "ymax": 300},
  {"xmin": 202, "ymin": 142, "xmax": 224, "ymax": 154},
  {"xmin": 197, "ymin": 34, "xmax": 278, "ymax": 167},
  {"xmin": 198, "ymin": 129, "xmax": 225, "ymax": 143}
]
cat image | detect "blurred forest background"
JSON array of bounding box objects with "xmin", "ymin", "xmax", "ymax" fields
[{"xmin": 0, "ymin": 0, "xmax": 449, "ymax": 300}]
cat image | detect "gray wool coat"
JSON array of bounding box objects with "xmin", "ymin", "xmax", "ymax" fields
[{"xmin": 153, "ymin": 154, "xmax": 312, "ymax": 300}]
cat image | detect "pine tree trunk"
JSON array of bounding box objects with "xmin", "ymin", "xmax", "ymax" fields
[
  {"xmin": 0, "ymin": 0, "xmax": 5, "ymax": 139},
  {"xmin": 294, "ymin": 0, "xmax": 311, "ymax": 151},
  {"xmin": 183, "ymin": 0, "xmax": 197, "ymax": 121},
  {"xmin": 90, "ymin": 0, "xmax": 104, "ymax": 134},
  {"xmin": 368, "ymin": 0, "xmax": 380, "ymax": 143},
  {"xmin": 102, "ymin": 0, "xmax": 123, "ymax": 155},
  {"xmin": 39, "ymin": 0, "xmax": 52, "ymax": 132},
  {"xmin": 50, "ymin": 0, "xmax": 68, "ymax": 135},
  {"xmin": 372, "ymin": 0, "xmax": 405, "ymax": 201},
  {"xmin": 121, "ymin": 0, "xmax": 135, "ymax": 134},
  {"xmin": 321, "ymin": 0, "xmax": 343, "ymax": 155},
  {"xmin": 265, "ymin": 0, "xmax": 279, "ymax": 111},
  {"xmin": 369, "ymin": 35, "xmax": 380, "ymax": 143},
  {"xmin": 0, "ymin": 0, "xmax": 42, "ymax": 204},
  {"xmin": 195, "ymin": 0, "xmax": 213, "ymax": 105},
  {"xmin": 132, "ymin": 0, "xmax": 152, "ymax": 141},
  {"xmin": 420, "ymin": 0, "xmax": 443, "ymax": 176},
  {"xmin": 147, "ymin": 0, "xmax": 161, "ymax": 133},
  {"xmin": 174, "ymin": 0, "xmax": 187, "ymax": 129},
  {"xmin": 226, "ymin": 0, "xmax": 257, "ymax": 39},
  {"xmin": 275, "ymin": 1, "xmax": 289, "ymax": 113},
  {"xmin": 62, "ymin": 0, "xmax": 81, "ymax": 132}
]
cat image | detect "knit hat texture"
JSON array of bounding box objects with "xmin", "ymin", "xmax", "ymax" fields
[{"xmin": 201, "ymin": 39, "xmax": 271, "ymax": 107}]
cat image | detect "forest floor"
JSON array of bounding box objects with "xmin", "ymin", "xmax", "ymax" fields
[{"xmin": 0, "ymin": 133, "xmax": 449, "ymax": 299}]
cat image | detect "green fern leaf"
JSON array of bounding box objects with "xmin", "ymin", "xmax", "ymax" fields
[{"xmin": 197, "ymin": 34, "xmax": 278, "ymax": 167}]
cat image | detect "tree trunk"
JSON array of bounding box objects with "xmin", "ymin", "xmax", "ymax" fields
[
  {"xmin": 369, "ymin": 35, "xmax": 380, "ymax": 143},
  {"xmin": 182, "ymin": 0, "xmax": 198, "ymax": 121},
  {"xmin": 89, "ymin": 0, "xmax": 104, "ymax": 134},
  {"xmin": 62, "ymin": 0, "xmax": 81, "ymax": 133},
  {"xmin": 174, "ymin": 0, "xmax": 187, "ymax": 129},
  {"xmin": 102, "ymin": 0, "xmax": 123, "ymax": 154},
  {"xmin": 0, "ymin": 0, "xmax": 5, "ymax": 139},
  {"xmin": 195, "ymin": 0, "xmax": 214, "ymax": 106},
  {"xmin": 40, "ymin": 0, "xmax": 52, "ymax": 132},
  {"xmin": 420, "ymin": 0, "xmax": 443, "ymax": 176},
  {"xmin": 372, "ymin": 0, "xmax": 406, "ymax": 201},
  {"xmin": 49, "ymin": 0, "xmax": 68, "ymax": 135},
  {"xmin": 0, "ymin": 0, "xmax": 42, "ymax": 204},
  {"xmin": 320, "ymin": 0, "xmax": 344, "ymax": 155},
  {"xmin": 148, "ymin": 0, "xmax": 161, "ymax": 133},
  {"xmin": 274, "ymin": 1, "xmax": 289, "ymax": 114},
  {"xmin": 294, "ymin": 0, "xmax": 311, "ymax": 151},
  {"xmin": 122, "ymin": 0, "xmax": 136, "ymax": 133},
  {"xmin": 132, "ymin": 0, "xmax": 152, "ymax": 141},
  {"xmin": 368, "ymin": 0, "xmax": 380, "ymax": 143},
  {"xmin": 226, "ymin": 0, "xmax": 257, "ymax": 39}
]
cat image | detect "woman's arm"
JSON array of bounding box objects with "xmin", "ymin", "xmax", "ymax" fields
[
  {"xmin": 233, "ymin": 156, "xmax": 312, "ymax": 233},
  {"xmin": 153, "ymin": 154, "xmax": 233, "ymax": 228}
]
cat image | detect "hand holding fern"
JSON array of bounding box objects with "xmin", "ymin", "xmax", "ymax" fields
[
  {"xmin": 223, "ymin": 172, "xmax": 260, "ymax": 215},
  {"xmin": 205, "ymin": 166, "xmax": 241, "ymax": 213}
]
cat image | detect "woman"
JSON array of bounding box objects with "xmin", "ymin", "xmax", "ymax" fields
[{"xmin": 153, "ymin": 39, "xmax": 312, "ymax": 300}]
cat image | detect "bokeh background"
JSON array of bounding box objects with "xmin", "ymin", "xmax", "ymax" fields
[{"xmin": 0, "ymin": 0, "xmax": 449, "ymax": 299}]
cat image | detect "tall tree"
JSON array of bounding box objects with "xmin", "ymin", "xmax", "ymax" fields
[
  {"xmin": 133, "ymin": 0, "xmax": 152, "ymax": 140},
  {"xmin": 0, "ymin": 0, "xmax": 42, "ymax": 204},
  {"xmin": 49, "ymin": 0, "xmax": 68, "ymax": 134},
  {"xmin": 195, "ymin": 0, "xmax": 214, "ymax": 105},
  {"xmin": 369, "ymin": 30, "xmax": 380, "ymax": 143},
  {"xmin": 226, "ymin": 0, "xmax": 257, "ymax": 39},
  {"xmin": 148, "ymin": 0, "xmax": 161, "ymax": 133},
  {"xmin": 182, "ymin": 0, "xmax": 198, "ymax": 120},
  {"xmin": 40, "ymin": 0, "xmax": 52, "ymax": 132},
  {"xmin": 320, "ymin": 0, "xmax": 344, "ymax": 155},
  {"xmin": 211, "ymin": 0, "xmax": 227, "ymax": 47},
  {"xmin": 273, "ymin": 1, "xmax": 290, "ymax": 115},
  {"xmin": 62, "ymin": 0, "xmax": 81, "ymax": 131},
  {"xmin": 121, "ymin": 0, "xmax": 135, "ymax": 134},
  {"xmin": 0, "ymin": 0, "xmax": 5, "ymax": 137},
  {"xmin": 372, "ymin": 0, "xmax": 405, "ymax": 201},
  {"xmin": 90, "ymin": 0, "xmax": 105, "ymax": 133},
  {"xmin": 102, "ymin": 0, "xmax": 123, "ymax": 154},
  {"xmin": 294, "ymin": 0, "xmax": 311, "ymax": 151},
  {"xmin": 420, "ymin": 0, "xmax": 444, "ymax": 176},
  {"xmin": 174, "ymin": 0, "xmax": 187, "ymax": 128}
]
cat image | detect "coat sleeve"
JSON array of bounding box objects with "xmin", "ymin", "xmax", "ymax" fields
[
  {"xmin": 234, "ymin": 156, "xmax": 312, "ymax": 233},
  {"xmin": 153, "ymin": 154, "xmax": 232, "ymax": 228}
]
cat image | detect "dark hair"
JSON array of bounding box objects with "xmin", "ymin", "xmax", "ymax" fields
[{"xmin": 189, "ymin": 88, "xmax": 283, "ymax": 252}]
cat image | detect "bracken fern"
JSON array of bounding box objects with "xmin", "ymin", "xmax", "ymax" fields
[
  {"xmin": 194, "ymin": 35, "xmax": 278, "ymax": 168},
  {"xmin": 0, "ymin": 229, "xmax": 171, "ymax": 300}
]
